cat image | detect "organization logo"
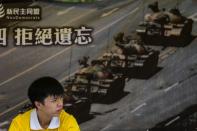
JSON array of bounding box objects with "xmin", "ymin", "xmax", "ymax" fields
[
  {"xmin": 0, "ymin": 3, "xmax": 41, "ymax": 21},
  {"xmin": 0, "ymin": 3, "xmax": 5, "ymax": 18}
]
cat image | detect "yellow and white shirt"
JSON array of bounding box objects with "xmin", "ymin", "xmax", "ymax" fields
[{"xmin": 9, "ymin": 109, "xmax": 80, "ymax": 131}]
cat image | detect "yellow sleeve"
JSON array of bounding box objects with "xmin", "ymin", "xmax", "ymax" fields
[
  {"xmin": 8, "ymin": 118, "xmax": 21, "ymax": 131},
  {"xmin": 65, "ymin": 115, "xmax": 80, "ymax": 131}
]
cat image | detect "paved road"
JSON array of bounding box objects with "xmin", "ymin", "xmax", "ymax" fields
[{"xmin": 0, "ymin": 0, "xmax": 197, "ymax": 130}]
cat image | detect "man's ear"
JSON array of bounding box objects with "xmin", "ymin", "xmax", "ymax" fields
[{"xmin": 34, "ymin": 101, "xmax": 43, "ymax": 109}]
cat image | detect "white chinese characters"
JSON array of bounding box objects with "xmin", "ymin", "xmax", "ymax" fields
[
  {"xmin": 12, "ymin": 26, "xmax": 93, "ymax": 46},
  {"xmin": 74, "ymin": 26, "xmax": 93, "ymax": 45},
  {"xmin": 35, "ymin": 28, "xmax": 52, "ymax": 45},
  {"xmin": 14, "ymin": 28, "xmax": 33, "ymax": 46},
  {"xmin": 55, "ymin": 28, "xmax": 72, "ymax": 45}
]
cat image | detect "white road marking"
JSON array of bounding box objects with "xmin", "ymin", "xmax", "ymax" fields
[
  {"xmin": 189, "ymin": 12, "xmax": 197, "ymax": 22},
  {"xmin": 0, "ymin": 99, "xmax": 28, "ymax": 117},
  {"xmin": 0, "ymin": 121, "xmax": 9, "ymax": 127},
  {"xmin": 101, "ymin": 8, "xmax": 119, "ymax": 17},
  {"xmin": 165, "ymin": 116, "xmax": 180, "ymax": 126},
  {"xmin": 0, "ymin": 48, "xmax": 16, "ymax": 59},
  {"xmin": 164, "ymin": 82, "xmax": 179, "ymax": 92},
  {"xmin": 57, "ymin": 7, "xmax": 75, "ymax": 16},
  {"xmin": 0, "ymin": 47, "xmax": 71, "ymax": 87},
  {"xmin": 31, "ymin": 2, "xmax": 53, "ymax": 10},
  {"xmin": 60, "ymin": 71, "xmax": 76, "ymax": 83},
  {"xmin": 100, "ymin": 124, "xmax": 112, "ymax": 131},
  {"xmin": 130, "ymin": 103, "xmax": 146, "ymax": 113},
  {"xmin": 62, "ymin": 9, "xmax": 96, "ymax": 26},
  {"xmin": 94, "ymin": 7, "xmax": 139, "ymax": 35}
]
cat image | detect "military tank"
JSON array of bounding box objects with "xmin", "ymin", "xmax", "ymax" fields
[
  {"xmin": 62, "ymin": 92, "xmax": 91, "ymax": 122},
  {"xmin": 136, "ymin": 1, "xmax": 193, "ymax": 46},
  {"xmin": 91, "ymin": 32, "xmax": 159, "ymax": 78},
  {"xmin": 64, "ymin": 59, "xmax": 125, "ymax": 100}
]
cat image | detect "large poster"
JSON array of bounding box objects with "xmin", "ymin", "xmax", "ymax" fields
[{"xmin": 0, "ymin": 0, "xmax": 197, "ymax": 130}]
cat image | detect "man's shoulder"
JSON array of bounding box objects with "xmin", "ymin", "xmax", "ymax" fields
[
  {"xmin": 59, "ymin": 110, "xmax": 71, "ymax": 120},
  {"xmin": 9, "ymin": 109, "xmax": 32, "ymax": 130},
  {"xmin": 59, "ymin": 110, "xmax": 78, "ymax": 123},
  {"xmin": 59, "ymin": 110, "xmax": 80, "ymax": 130},
  {"xmin": 13, "ymin": 109, "xmax": 32, "ymax": 122}
]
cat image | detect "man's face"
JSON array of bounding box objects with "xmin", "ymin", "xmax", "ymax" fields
[{"xmin": 36, "ymin": 95, "xmax": 64, "ymax": 117}]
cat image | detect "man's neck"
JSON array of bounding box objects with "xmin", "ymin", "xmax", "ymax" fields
[{"xmin": 36, "ymin": 109, "xmax": 52, "ymax": 129}]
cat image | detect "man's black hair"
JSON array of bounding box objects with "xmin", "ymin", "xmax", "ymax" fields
[{"xmin": 28, "ymin": 76, "xmax": 64, "ymax": 107}]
